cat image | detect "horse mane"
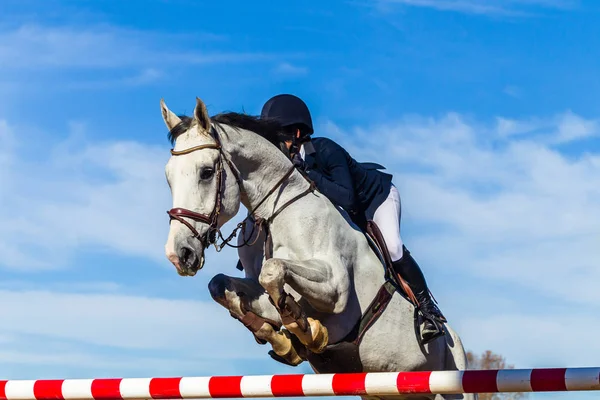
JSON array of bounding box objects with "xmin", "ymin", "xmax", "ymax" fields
[{"xmin": 167, "ymin": 112, "xmax": 291, "ymax": 149}]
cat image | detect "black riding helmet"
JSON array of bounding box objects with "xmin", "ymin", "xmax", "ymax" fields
[{"xmin": 260, "ymin": 94, "xmax": 314, "ymax": 136}]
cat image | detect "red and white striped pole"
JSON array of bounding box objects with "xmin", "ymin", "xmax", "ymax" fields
[{"xmin": 1, "ymin": 368, "xmax": 599, "ymax": 399}]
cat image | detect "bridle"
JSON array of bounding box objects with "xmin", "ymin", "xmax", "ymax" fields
[
  {"xmin": 167, "ymin": 136, "xmax": 229, "ymax": 249},
  {"xmin": 167, "ymin": 124, "xmax": 315, "ymax": 253}
]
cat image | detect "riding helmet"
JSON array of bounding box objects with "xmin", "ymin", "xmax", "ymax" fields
[{"xmin": 260, "ymin": 94, "xmax": 314, "ymax": 135}]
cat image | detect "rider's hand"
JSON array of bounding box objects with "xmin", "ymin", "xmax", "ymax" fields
[{"xmin": 292, "ymin": 153, "xmax": 307, "ymax": 171}]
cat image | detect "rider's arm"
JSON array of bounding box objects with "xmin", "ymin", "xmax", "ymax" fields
[{"xmin": 305, "ymin": 144, "xmax": 356, "ymax": 211}]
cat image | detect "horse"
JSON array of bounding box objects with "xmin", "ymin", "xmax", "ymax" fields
[{"xmin": 161, "ymin": 97, "xmax": 476, "ymax": 400}]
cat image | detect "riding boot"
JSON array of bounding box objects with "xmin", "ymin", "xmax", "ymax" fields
[{"xmin": 392, "ymin": 246, "xmax": 446, "ymax": 344}]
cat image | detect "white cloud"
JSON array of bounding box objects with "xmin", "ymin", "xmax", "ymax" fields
[
  {"xmin": 0, "ymin": 24, "xmax": 275, "ymax": 71},
  {"xmin": 495, "ymin": 115, "xmax": 546, "ymax": 137},
  {"xmin": 0, "ymin": 279, "xmax": 123, "ymax": 293},
  {"xmin": 459, "ymin": 312, "xmax": 600, "ymax": 368},
  {"xmin": 554, "ymin": 110, "xmax": 598, "ymax": 143},
  {"xmin": 503, "ymin": 85, "xmax": 521, "ymax": 98},
  {"xmin": 66, "ymin": 68, "xmax": 166, "ymax": 90},
  {"xmin": 0, "ymin": 119, "xmax": 15, "ymax": 183},
  {"xmin": 0, "ymin": 119, "xmax": 173, "ymax": 270},
  {"xmin": 0, "ymin": 349, "xmax": 225, "ymax": 378},
  {"xmin": 0, "ymin": 24, "xmax": 297, "ymax": 92},
  {"xmin": 0, "ymin": 289, "xmax": 248, "ymax": 352},
  {"xmin": 0, "ymin": 287, "xmax": 290, "ymax": 379},
  {"xmin": 125, "ymin": 68, "xmax": 164, "ymax": 85},
  {"xmin": 377, "ymin": 0, "xmax": 577, "ymax": 16},
  {"xmin": 273, "ymin": 62, "xmax": 309, "ymax": 77},
  {"xmin": 496, "ymin": 111, "xmax": 599, "ymax": 143}
]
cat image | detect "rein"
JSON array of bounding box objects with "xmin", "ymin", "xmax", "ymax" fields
[{"xmin": 167, "ymin": 124, "xmax": 315, "ymax": 253}]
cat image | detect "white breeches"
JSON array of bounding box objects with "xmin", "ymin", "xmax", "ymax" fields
[{"xmin": 372, "ymin": 184, "xmax": 404, "ymax": 262}]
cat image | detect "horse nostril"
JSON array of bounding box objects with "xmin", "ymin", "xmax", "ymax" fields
[{"xmin": 180, "ymin": 246, "xmax": 193, "ymax": 265}]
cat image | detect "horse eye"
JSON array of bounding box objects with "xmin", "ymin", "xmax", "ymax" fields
[{"xmin": 200, "ymin": 168, "xmax": 215, "ymax": 180}]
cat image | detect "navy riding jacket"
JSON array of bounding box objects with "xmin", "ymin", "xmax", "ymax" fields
[{"xmin": 301, "ymin": 137, "xmax": 393, "ymax": 225}]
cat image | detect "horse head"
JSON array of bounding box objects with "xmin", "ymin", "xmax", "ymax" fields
[{"xmin": 162, "ymin": 97, "xmax": 242, "ymax": 276}]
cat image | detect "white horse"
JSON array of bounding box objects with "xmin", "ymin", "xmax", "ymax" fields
[{"xmin": 162, "ymin": 97, "xmax": 476, "ymax": 400}]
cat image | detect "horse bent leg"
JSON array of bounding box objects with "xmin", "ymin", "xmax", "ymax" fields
[
  {"xmin": 259, "ymin": 258, "xmax": 347, "ymax": 354},
  {"xmin": 208, "ymin": 273, "xmax": 305, "ymax": 366}
]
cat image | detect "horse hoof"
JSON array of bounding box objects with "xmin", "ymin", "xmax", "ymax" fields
[
  {"xmin": 271, "ymin": 328, "xmax": 303, "ymax": 366},
  {"xmin": 268, "ymin": 349, "xmax": 303, "ymax": 366},
  {"xmin": 271, "ymin": 330, "xmax": 304, "ymax": 366},
  {"xmin": 307, "ymin": 317, "xmax": 329, "ymax": 354}
]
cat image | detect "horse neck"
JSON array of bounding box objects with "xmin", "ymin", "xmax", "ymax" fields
[{"xmin": 218, "ymin": 125, "xmax": 310, "ymax": 220}]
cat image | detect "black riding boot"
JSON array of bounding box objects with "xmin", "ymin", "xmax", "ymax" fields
[{"xmin": 392, "ymin": 247, "xmax": 446, "ymax": 344}]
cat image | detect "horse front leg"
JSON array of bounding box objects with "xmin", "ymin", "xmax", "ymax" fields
[
  {"xmin": 208, "ymin": 273, "xmax": 305, "ymax": 366},
  {"xmin": 259, "ymin": 258, "xmax": 348, "ymax": 354}
]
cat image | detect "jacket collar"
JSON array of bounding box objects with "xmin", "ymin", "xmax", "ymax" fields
[
  {"xmin": 301, "ymin": 140, "xmax": 317, "ymax": 169},
  {"xmin": 303, "ymin": 140, "xmax": 316, "ymax": 155}
]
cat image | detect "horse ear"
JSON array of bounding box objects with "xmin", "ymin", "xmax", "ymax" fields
[
  {"xmin": 194, "ymin": 97, "xmax": 211, "ymax": 133},
  {"xmin": 160, "ymin": 98, "xmax": 182, "ymax": 131}
]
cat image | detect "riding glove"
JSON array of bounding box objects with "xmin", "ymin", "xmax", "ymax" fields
[{"xmin": 292, "ymin": 153, "xmax": 307, "ymax": 171}]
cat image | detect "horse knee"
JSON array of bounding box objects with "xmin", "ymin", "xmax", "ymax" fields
[
  {"xmin": 208, "ymin": 273, "xmax": 229, "ymax": 303},
  {"xmin": 259, "ymin": 259, "xmax": 285, "ymax": 293}
]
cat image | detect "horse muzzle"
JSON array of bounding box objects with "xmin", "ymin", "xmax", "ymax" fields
[
  {"xmin": 167, "ymin": 207, "xmax": 217, "ymax": 276},
  {"xmin": 173, "ymin": 242, "xmax": 205, "ymax": 276}
]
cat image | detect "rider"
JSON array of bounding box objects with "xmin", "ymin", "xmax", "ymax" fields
[{"xmin": 260, "ymin": 94, "xmax": 446, "ymax": 344}]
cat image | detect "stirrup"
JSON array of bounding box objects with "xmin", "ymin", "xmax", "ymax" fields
[
  {"xmin": 415, "ymin": 308, "xmax": 446, "ymax": 345},
  {"xmin": 421, "ymin": 318, "xmax": 445, "ymax": 345}
]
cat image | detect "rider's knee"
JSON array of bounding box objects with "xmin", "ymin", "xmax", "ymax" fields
[{"xmin": 387, "ymin": 241, "xmax": 404, "ymax": 262}]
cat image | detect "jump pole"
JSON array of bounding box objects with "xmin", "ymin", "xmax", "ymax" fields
[{"xmin": 1, "ymin": 368, "xmax": 599, "ymax": 399}]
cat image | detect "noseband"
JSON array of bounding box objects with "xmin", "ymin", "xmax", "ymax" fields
[{"xmin": 167, "ymin": 125, "xmax": 314, "ymax": 252}]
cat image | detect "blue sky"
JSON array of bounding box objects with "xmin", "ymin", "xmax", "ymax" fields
[{"xmin": 1, "ymin": 0, "xmax": 600, "ymax": 398}]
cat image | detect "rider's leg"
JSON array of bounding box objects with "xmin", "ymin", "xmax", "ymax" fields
[{"xmin": 372, "ymin": 184, "xmax": 446, "ymax": 344}]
